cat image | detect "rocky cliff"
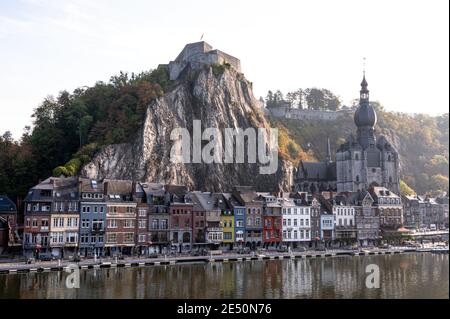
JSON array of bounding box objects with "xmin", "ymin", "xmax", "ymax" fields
[{"xmin": 81, "ymin": 65, "xmax": 294, "ymax": 191}]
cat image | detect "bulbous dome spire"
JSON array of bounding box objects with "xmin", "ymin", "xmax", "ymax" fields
[
  {"xmin": 354, "ymin": 103, "xmax": 377, "ymax": 127},
  {"xmin": 354, "ymin": 74, "xmax": 377, "ymax": 127}
]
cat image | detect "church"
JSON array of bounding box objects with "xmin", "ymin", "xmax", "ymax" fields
[{"xmin": 294, "ymin": 74, "xmax": 401, "ymax": 195}]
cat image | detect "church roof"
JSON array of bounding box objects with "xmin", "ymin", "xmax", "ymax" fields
[{"xmin": 299, "ymin": 161, "xmax": 336, "ymax": 181}]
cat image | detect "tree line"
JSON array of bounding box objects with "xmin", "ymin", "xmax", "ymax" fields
[
  {"xmin": 264, "ymin": 88, "xmax": 342, "ymax": 111},
  {"xmin": 0, "ymin": 68, "xmax": 171, "ymax": 203}
]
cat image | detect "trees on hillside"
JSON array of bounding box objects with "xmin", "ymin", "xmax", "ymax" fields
[
  {"xmin": 265, "ymin": 88, "xmax": 341, "ymax": 110},
  {"xmin": 0, "ymin": 68, "xmax": 171, "ymax": 202}
]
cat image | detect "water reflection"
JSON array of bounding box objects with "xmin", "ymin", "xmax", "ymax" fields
[{"xmin": 0, "ymin": 254, "xmax": 448, "ymax": 299}]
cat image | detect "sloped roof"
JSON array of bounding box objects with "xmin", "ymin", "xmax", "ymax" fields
[
  {"xmin": 0, "ymin": 195, "xmax": 16, "ymax": 213},
  {"xmin": 299, "ymin": 161, "xmax": 337, "ymax": 181},
  {"xmin": 79, "ymin": 177, "xmax": 104, "ymax": 193},
  {"xmin": 140, "ymin": 182, "xmax": 165, "ymax": 197},
  {"xmin": 165, "ymin": 184, "xmax": 188, "ymax": 198},
  {"xmin": 104, "ymin": 179, "xmax": 133, "ymax": 195}
]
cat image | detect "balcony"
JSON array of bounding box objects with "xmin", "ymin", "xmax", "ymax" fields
[{"xmin": 91, "ymin": 227, "xmax": 105, "ymax": 233}]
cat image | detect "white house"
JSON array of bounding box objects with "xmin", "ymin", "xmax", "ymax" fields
[{"xmin": 281, "ymin": 198, "xmax": 311, "ymax": 247}]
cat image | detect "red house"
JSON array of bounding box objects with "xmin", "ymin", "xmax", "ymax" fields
[{"xmin": 260, "ymin": 194, "xmax": 282, "ymax": 248}]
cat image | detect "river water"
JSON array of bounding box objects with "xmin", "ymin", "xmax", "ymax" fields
[{"xmin": 0, "ymin": 253, "xmax": 448, "ymax": 299}]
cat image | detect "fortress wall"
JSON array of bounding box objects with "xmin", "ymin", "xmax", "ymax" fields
[{"xmin": 269, "ymin": 107, "xmax": 352, "ymax": 121}]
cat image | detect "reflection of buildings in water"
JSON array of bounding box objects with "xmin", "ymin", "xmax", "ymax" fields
[
  {"xmin": 239, "ymin": 261, "xmax": 265, "ymax": 298},
  {"xmin": 4, "ymin": 254, "xmax": 448, "ymax": 299},
  {"xmin": 218, "ymin": 263, "xmax": 235, "ymax": 298},
  {"xmin": 233, "ymin": 262, "xmax": 245, "ymax": 299},
  {"xmin": 262, "ymin": 261, "xmax": 282, "ymax": 299},
  {"xmin": 281, "ymin": 259, "xmax": 312, "ymax": 298}
]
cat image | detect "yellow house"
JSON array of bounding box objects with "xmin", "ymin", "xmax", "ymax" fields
[{"xmin": 221, "ymin": 210, "xmax": 234, "ymax": 248}]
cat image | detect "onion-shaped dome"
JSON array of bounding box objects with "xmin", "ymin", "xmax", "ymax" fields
[{"xmin": 354, "ymin": 104, "xmax": 377, "ymax": 127}]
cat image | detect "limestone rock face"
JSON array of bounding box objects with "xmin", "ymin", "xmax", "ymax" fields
[{"xmin": 81, "ymin": 65, "xmax": 293, "ymax": 191}]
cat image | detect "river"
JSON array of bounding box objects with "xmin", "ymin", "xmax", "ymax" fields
[{"xmin": 0, "ymin": 253, "xmax": 448, "ymax": 299}]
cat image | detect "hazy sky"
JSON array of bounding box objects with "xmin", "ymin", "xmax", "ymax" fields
[{"xmin": 1, "ymin": 0, "xmax": 448, "ymax": 139}]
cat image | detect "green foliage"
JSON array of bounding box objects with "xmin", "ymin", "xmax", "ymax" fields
[
  {"xmin": 0, "ymin": 68, "xmax": 171, "ymax": 201},
  {"xmin": 211, "ymin": 63, "xmax": 226, "ymax": 77},
  {"xmin": 400, "ymin": 180, "xmax": 416, "ymax": 196},
  {"xmin": 265, "ymin": 88, "xmax": 341, "ymax": 110},
  {"xmin": 53, "ymin": 166, "xmax": 70, "ymax": 177},
  {"xmin": 64, "ymin": 158, "xmax": 82, "ymax": 176}
]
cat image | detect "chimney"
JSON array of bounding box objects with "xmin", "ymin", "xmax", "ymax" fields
[
  {"xmin": 77, "ymin": 178, "xmax": 82, "ymax": 194},
  {"xmin": 131, "ymin": 180, "xmax": 136, "ymax": 199},
  {"xmin": 104, "ymin": 181, "xmax": 108, "ymax": 196}
]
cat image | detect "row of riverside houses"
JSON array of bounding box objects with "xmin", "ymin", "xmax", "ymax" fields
[
  {"xmin": 402, "ymin": 194, "xmax": 449, "ymax": 229},
  {"xmin": 21, "ymin": 176, "xmax": 450, "ymax": 258}
]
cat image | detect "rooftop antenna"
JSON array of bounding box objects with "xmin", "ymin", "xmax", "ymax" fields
[
  {"xmin": 200, "ymin": 33, "xmax": 204, "ymax": 41},
  {"xmin": 363, "ymin": 57, "xmax": 366, "ymax": 76}
]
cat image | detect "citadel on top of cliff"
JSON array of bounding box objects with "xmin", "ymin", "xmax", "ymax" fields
[{"xmin": 159, "ymin": 41, "xmax": 242, "ymax": 81}]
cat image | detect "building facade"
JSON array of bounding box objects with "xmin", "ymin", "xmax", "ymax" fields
[
  {"xmin": 104, "ymin": 180, "xmax": 137, "ymax": 256},
  {"xmin": 0, "ymin": 195, "xmax": 20, "ymax": 251},
  {"xmin": 78, "ymin": 178, "xmax": 106, "ymax": 257}
]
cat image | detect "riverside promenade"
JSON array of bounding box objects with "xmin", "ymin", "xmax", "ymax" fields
[{"xmin": 2, "ymin": 246, "xmax": 444, "ymax": 275}]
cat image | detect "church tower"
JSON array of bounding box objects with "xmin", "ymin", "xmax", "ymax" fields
[
  {"xmin": 336, "ymin": 73, "xmax": 400, "ymax": 195},
  {"xmin": 354, "ymin": 75, "xmax": 377, "ymax": 149}
]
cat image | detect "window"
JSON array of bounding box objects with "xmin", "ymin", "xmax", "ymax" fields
[
  {"xmin": 293, "ymin": 219, "xmax": 297, "ymax": 226},
  {"xmin": 109, "ymin": 206, "xmax": 117, "ymax": 214},
  {"xmin": 107, "ymin": 233, "xmax": 117, "ymax": 243},
  {"xmin": 108, "ymin": 219, "xmax": 118, "ymax": 228},
  {"xmin": 92, "ymin": 220, "xmax": 103, "ymax": 231},
  {"xmin": 93, "ymin": 206, "xmax": 98, "ymax": 213},
  {"xmin": 160, "ymin": 219, "xmax": 168, "ymax": 229},
  {"xmin": 81, "ymin": 219, "xmax": 89, "ymax": 228},
  {"xmin": 139, "ymin": 209, "xmax": 146, "ymax": 217},
  {"xmin": 26, "ymin": 218, "xmax": 30, "ymax": 227},
  {"xmin": 80, "ymin": 235, "xmax": 89, "ymax": 244},
  {"xmin": 236, "ymin": 220, "xmax": 244, "ymax": 227},
  {"xmin": 125, "ymin": 219, "xmax": 134, "ymax": 228},
  {"xmin": 124, "ymin": 233, "xmax": 134, "ymax": 243},
  {"xmin": 152, "ymin": 219, "xmax": 159, "ymax": 230},
  {"xmin": 139, "ymin": 234, "xmax": 146, "ymax": 242},
  {"xmin": 294, "ymin": 230, "xmax": 298, "ymax": 239},
  {"xmin": 139, "ymin": 220, "xmax": 146, "ymax": 229},
  {"xmin": 126, "ymin": 206, "xmax": 134, "ymax": 213},
  {"xmin": 98, "ymin": 236, "xmax": 104, "ymax": 243},
  {"xmin": 300, "ymin": 219, "xmax": 304, "ymax": 226}
]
